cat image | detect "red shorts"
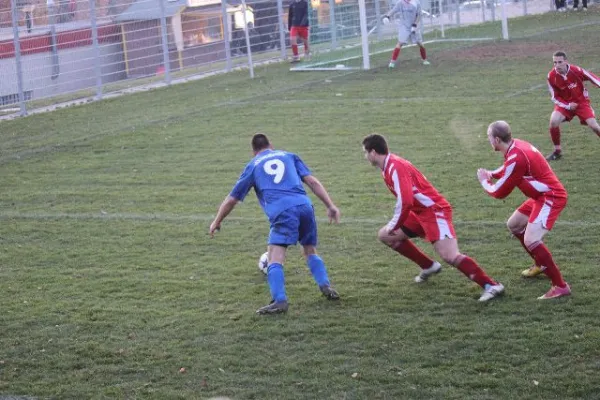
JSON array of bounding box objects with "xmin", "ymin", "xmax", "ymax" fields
[
  {"xmin": 290, "ymin": 26, "xmax": 309, "ymax": 40},
  {"xmin": 400, "ymin": 209, "xmax": 456, "ymax": 243},
  {"xmin": 555, "ymin": 103, "xmax": 596, "ymax": 125},
  {"xmin": 517, "ymin": 197, "xmax": 567, "ymax": 231}
]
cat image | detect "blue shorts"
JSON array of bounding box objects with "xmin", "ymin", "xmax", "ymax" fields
[{"xmin": 268, "ymin": 204, "xmax": 318, "ymax": 247}]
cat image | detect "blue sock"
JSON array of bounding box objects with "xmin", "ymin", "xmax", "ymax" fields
[
  {"xmin": 307, "ymin": 254, "xmax": 330, "ymax": 287},
  {"xmin": 267, "ymin": 263, "xmax": 287, "ymax": 303}
]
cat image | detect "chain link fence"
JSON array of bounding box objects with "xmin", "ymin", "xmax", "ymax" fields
[{"xmin": 0, "ymin": 0, "xmax": 592, "ymax": 117}]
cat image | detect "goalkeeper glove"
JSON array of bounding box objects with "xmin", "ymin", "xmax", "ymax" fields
[{"xmin": 411, "ymin": 23, "xmax": 417, "ymax": 33}]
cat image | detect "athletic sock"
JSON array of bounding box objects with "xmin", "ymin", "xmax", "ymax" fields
[{"xmin": 267, "ymin": 263, "xmax": 287, "ymax": 302}]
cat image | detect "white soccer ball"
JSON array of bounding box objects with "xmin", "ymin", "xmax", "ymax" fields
[
  {"xmin": 258, "ymin": 252, "xmax": 269, "ymax": 275},
  {"xmin": 382, "ymin": 16, "xmax": 390, "ymax": 25}
]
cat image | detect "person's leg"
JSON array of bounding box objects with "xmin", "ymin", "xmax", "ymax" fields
[
  {"xmin": 547, "ymin": 110, "xmax": 567, "ymax": 160},
  {"xmin": 524, "ymin": 223, "xmax": 569, "ymax": 298},
  {"xmin": 378, "ymin": 212, "xmax": 438, "ymax": 272},
  {"xmin": 298, "ymin": 204, "xmax": 339, "ymax": 299},
  {"xmin": 507, "ymin": 202, "xmax": 544, "ymax": 277},
  {"xmin": 290, "ymin": 27, "xmax": 299, "ymax": 61},
  {"xmin": 390, "ymin": 28, "xmax": 409, "ymax": 67},
  {"xmin": 256, "ymin": 210, "xmax": 299, "ymax": 314},
  {"xmin": 522, "ymin": 199, "xmax": 570, "ymax": 299},
  {"xmin": 301, "ymin": 28, "xmax": 310, "ymax": 57},
  {"xmin": 433, "ymin": 238, "xmax": 496, "ymax": 288},
  {"xmin": 585, "ymin": 118, "xmax": 600, "ymax": 136}
]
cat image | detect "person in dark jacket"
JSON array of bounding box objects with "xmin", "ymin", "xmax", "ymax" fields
[{"xmin": 288, "ymin": 0, "xmax": 310, "ymax": 62}]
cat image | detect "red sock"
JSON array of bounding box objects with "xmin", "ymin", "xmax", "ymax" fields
[
  {"xmin": 391, "ymin": 48, "xmax": 400, "ymax": 62},
  {"xmin": 550, "ymin": 127, "xmax": 561, "ymax": 151},
  {"xmin": 419, "ymin": 46, "xmax": 427, "ymax": 60},
  {"xmin": 514, "ymin": 231, "xmax": 537, "ymax": 263},
  {"xmin": 292, "ymin": 44, "xmax": 298, "ymax": 56},
  {"xmin": 528, "ymin": 242, "xmax": 566, "ymax": 287},
  {"xmin": 454, "ymin": 255, "xmax": 495, "ymax": 288},
  {"xmin": 391, "ymin": 240, "xmax": 435, "ymax": 269}
]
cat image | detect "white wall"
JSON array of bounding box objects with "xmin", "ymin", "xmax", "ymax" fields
[{"xmin": 0, "ymin": 41, "xmax": 126, "ymax": 101}]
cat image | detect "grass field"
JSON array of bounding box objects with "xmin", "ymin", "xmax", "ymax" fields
[{"xmin": 1, "ymin": 9, "xmax": 600, "ymax": 400}]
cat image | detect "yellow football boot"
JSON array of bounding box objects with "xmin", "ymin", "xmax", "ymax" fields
[{"xmin": 521, "ymin": 265, "xmax": 544, "ymax": 278}]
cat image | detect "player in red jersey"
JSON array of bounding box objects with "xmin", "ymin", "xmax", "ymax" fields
[
  {"xmin": 546, "ymin": 51, "xmax": 600, "ymax": 161},
  {"xmin": 362, "ymin": 134, "xmax": 504, "ymax": 302},
  {"xmin": 477, "ymin": 121, "xmax": 571, "ymax": 299}
]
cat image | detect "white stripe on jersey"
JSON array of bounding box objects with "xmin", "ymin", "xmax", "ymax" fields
[
  {"xmin": 524, "ymin": 177, "xmax": 550, "ymax": 193},
  {"xmin": 582, "ymin": 69, "xmax": 600, "ymax": 87},
  {"xmin": 435, "ymin": 216, "xmax": 454, "ymax": 240},
  {"xmin": 533, "ymin": 201, "xmax": 552, "ymax": 229},
  {"xmin": 386, "ymin": 168, "xmax": 404, "ymax": 231},
  {"xmin": 482, "ymin": 162, "xmax": 516, "ymax": 193},
  {"xmin": 414, "ymin": 191, "xmax": 435, "ymax": 207},
  {"xmin": 547, "ymin": 82, "xmax": 569, "ymax": 109}
]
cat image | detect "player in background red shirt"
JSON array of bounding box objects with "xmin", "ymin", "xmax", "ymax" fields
[
  {"xmin": 546, "ymin": 51, "xmax": 600, "ymax": 161},
  {"xmin": 362, "ymin": 134, "xmax": 504, "ymax": 302},
  {"xmin": 477, "ymin": 121, "xmax": 571, "ymax": 300},
  {"xmin": 288, "ymin": 0, "xmax": 310, "ymax": 63}
]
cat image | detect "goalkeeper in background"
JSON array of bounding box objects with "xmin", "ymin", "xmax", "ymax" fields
[{"xmin": 383, "ymin": 0, "xmax": 430, "ymax": 68}]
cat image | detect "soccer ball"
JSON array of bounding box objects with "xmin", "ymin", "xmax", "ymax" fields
[
  {"xmin": 258, "ymin": 252, "xmax": 269, "ymax": 275},
  {"xmin": 382, "ymin": 16, "xmax": 390, "ymax": 25}
]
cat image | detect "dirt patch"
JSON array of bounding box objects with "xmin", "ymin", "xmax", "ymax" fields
[{"xmin": 436, "ymin": 42, "xmax": 586, "ymax": 62}]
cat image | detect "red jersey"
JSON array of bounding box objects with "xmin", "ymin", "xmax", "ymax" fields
[
  {"xmin": 382, "ymin": 154, "xmax": 451, "ymax": 230},
  {"xmin": 482, "ymin": 139, "xmax": 567, "ymax": 200},
  {"xmin": 547, "ymin": 64, "xmax": 600, "ymax": 109}
]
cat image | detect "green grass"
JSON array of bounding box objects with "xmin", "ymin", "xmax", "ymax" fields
[{"xmin": 1, "ymin": 10, "xmax": 600, "ymax": 400}]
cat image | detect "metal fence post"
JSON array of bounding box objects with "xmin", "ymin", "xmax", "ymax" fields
[
  {"xmin": 374, "ymin": 0, "xmax": 382, "ymax": 41},
  {"xmin": 47, "ymin": 0, "xmax": 59, "ymax": 80},
  {"xmin": 481, "ymin": 1, "xmax": 486, "ymax": 22},
  {"xmin": 328, "ymin": 0, "xmax": 337, "ymax": 50},
  {"xmin": 241, "ymin": 0, "xmax": 254, "ymax": 78},
  {"xmin": 500, "ymin": 0, "xmax": 508, "ymax": 39},
  {"xmin": 10, "ymin": 0, "xmax": 27, "ymax": 116},
  {"xmin": 456, "ymin": 0, "xmax": 461, "ymax": 26},
  {"xmin": 277, "ymin": 0, "xmax": 287, "ymax": 59},
  {"xmin": 439, "ymin": 0, "xmax": 445, "ymax": 38},
  {"xmin": 523, "ymin": 0, "xmax": 528, "ymax": 15},
  {"xmin": 89, "ymin": 0, "xmax": 103, "ymax": 99},
  {"xmin": 158, "ymin": 0, "xmax": 171, "ymax": 84},
  {"xmin": 221, "ymin": 0, "xmax": 232, "ymax": 71}
]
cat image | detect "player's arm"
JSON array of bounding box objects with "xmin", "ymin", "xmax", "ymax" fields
[
  {"xmin": 384, "ymin": 1, "xmax": 401, "ymax": 18},
  {"xmin": 414, "ymin": 2, "xmax": 421, "ymax": 26},
  {"xmin": 210, "ymin": 165, "xmax": 253, "ymax": 236},
  {"xmin": 302, "ymin": 175, "xmax": 340, "ymax": 224},
  {"xmin": 478, "ymin": 155, "xmax": 526, "ymax": 199},
  {"xmin": 547, "ymin": 77, "xmax": 570, "ymax": 109},
  {"xmin": 385, "ymin": 168, "xmax": 413, "ymax": 233},
  {"xmin": 209, "ymin": 196, "xmax": 239, "ymax": 237},
  {"xmin": 490, "ymin": 164, "xmax": 505, "ymax": 180},
  {"xmin": 581, "ymin": 68, "xmax": 600, "ymax": 88}
]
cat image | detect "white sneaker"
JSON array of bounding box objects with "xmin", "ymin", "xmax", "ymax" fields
[
  {"xmin": 423, "ymin": 60, "xmax": 431, "ymax": 65},
  {"xmin": 414, "ymin": 262, "xmax": 442, "ymax": 283},
  {"xmin": 478, "ymin": 283, "xmax": 505, "ymax": 302}
]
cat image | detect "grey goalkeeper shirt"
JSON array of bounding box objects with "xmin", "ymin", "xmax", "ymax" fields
[{"xmin": 389, "ymin": 0, "xmax": 422, "ymax": 28}]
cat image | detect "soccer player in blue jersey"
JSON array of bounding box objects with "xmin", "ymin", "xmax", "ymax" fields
[{"xmin": 209, "ymin": 133, "xmax": 341, "ymax": 315}]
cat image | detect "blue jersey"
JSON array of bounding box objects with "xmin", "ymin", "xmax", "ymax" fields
[{"xmin": 230, "ymin": 149, "xmax": 313, "ymax": 222}]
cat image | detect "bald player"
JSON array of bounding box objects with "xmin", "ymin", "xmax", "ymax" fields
[{"xmin": 477, "ymin": 121, "xmax": 571, "ymax": 300}]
